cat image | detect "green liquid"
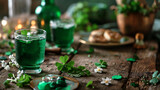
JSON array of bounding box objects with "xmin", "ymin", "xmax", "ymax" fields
[
  {"xmin": 52, "ymin": 26, "xmax": 75, "ymax": 48},
  {"xmin": 15, "ymin": 38, "xmax": 46, "ymax": 70}
]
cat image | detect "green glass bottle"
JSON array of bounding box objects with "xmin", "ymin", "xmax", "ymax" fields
[{"xmin": 35, "ymin": 0, "xmax": 61, "ymax": 42}]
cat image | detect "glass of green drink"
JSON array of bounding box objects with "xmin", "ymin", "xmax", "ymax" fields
[
  {"xmin": 14, "ymin": 29, "xmax": 46, "ymax": 74},
  {"xmin": 50, "ymin": 18, "xmax": 75, "ymax": 53}
]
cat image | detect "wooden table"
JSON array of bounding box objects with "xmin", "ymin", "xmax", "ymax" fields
[{"xmin": 0, "ymin": 35, "xmax": 160, "ymax": 90}]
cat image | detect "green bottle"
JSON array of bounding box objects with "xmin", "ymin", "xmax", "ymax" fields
[{"xmin": 35, "ymin": 0, "xmax": 61, "ymax": 42}]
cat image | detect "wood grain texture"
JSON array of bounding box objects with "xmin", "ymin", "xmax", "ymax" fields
[{"xmin": 62, "ymin": 44, "xmax": 135, "ymax": 90}]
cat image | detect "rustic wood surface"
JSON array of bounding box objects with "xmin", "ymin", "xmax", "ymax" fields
[{"xmin": 0, "ymin": 35, "xmax": 159, "ymax": 90}]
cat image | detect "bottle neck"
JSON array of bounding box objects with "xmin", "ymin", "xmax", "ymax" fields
[{"xmin": 41, "ymin": 0, "xmax": 55, "ymax": 6}]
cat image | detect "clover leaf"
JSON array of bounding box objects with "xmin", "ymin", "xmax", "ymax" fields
[
  {"xmin": 55, "ymin": 55, "xmax": 91, "ymax": 77},
  {"xmin": 59, "ymin": 55, "xmax": 69, "ymax": 64},
  {"xmin": 16, "ymin": 74, "xmax": 32, "ymax": 87},
  {"xmin": 3, "ymin": 80, "xmax": 11, "ymax": 88},
  {"xmin": 86, "ymin": 80, "xmax": 94, "ymax": 88},
  {"xmin": 8, "ymin": 73, "xmax": 14, "ymax": 78},
  {"xmin": 86, "ymin": 47, "xmax": 94, "ymax": 54},
  {"xmin": 150, "ymin": 71, "xmax": 160, "ymax": 85},
  {"xmin": 95, "ymin": 59, "xmax": 107, "ymax": 68}
]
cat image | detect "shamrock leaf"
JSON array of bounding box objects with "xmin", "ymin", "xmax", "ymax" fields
[
  {"xmin": 21, "ymin": 30, "xmax": 30, "ymax": 36},
  {"xmin": 150, "ymin": 78, "xmax": 159, "ymax": 85},
  {"xmin": 3, "ymin": 80, "xmax": 11, "ymax": 88},
  {"xmin": 59, "ymin": 55, "xmax": 69, "ymax": 64},
  {"xmin": 8, "ymin": 73, "xmax": 14, "ymax": 78},
  {"xmin": 55, "ymin": 55, "xmax": 90, "ymax": 77},
  {"xmin": 130, "ymin": 82, "xmax": 139, "ymax": 87},
  {"xmin": 127, "ymin": 58, "xmax": 136, "ymax": 62},
  {"xmin": 67, "ymin": 61, "xmax": 74, "ymax": 67},
  {"xmin": 95, "ymin": 59, "xmax": 107, "ymax": 68},
  {"xmin": 86, "ymin": 80, "xmax": 94, "ymax": 88},
  {"xmin": 152, "ymin": 71, "xmax": 158, "ymax": 78},
  {"xmin": 133, "ymin": 54, "xmax": 139, "ymax": 60},
  {"xmin": 95, "ymin": 63, "xmax": 101, "ymax": 67},
  {"xmin": 78, "ymin": 66, "xmax": 85, "ymax": 70},
  {"xmin": 16, "ymin": 74, "xmax": 32, "ymax": 87},
  {"xmin": 86, "ymin": 47, "xmax": 94, "ymax": 54},
  {"xmin": 112, "ymin": 75, "xmax": 122, "ymax": 80},
  {"xmin": 56, "ymin": 62, "xmax": 63, "ymax": 71},
  {"xmin": 157, "ymin": 74, "xmax": 160, "ymax": 79}
]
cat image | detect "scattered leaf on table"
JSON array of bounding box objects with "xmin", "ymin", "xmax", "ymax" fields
[
  {"xmin": 130, "ymin": 82, "xmax": 139, "ymax": 87},
  {"xmin": 86, "ymin": 80, "xmax": 94, "ymax": 88},
  {"xmin": 127, "ymin": 58, "xmax": 136, "ymax": 62},
  {"xmin": 112, "ymin": 75, "xmax": 122, "ymax": 80},
  {"xmin": 0, "ymin": 56, "xmax": 7, "ymax": 60},
  {"xmin": 133, "ymin": 54, "xmax": 139, "ymax": 60},
  {"xmin": 86, "ymin": 47, "xmax": 94, "ymax": 54},
  {"xmin": 150, "ymin": 78, "xmax": 159, "ymax": 85},
  {"xmin": 5, "ymin": 51, "xmax": 12, "ymax": 56},
  {"xmin": 152, "ymin": 71, "xmax": 158, "ymax": 78}
]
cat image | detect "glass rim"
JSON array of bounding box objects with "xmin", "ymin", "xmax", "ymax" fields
[
  {"xmin": 50, "ymin": 18, "xmax": 76, "ymax": 28},
  {"xmin": 14, "ymin": 29, "xmax": 46, "ymax": 39},
  {"xmin": 14, "ymin": 29, "xmax": 46, "ymax": 35}
]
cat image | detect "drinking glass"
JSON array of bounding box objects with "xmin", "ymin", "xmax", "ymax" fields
[
  {"xmin": 14, "ymin": 29, "xmax": 46, "ymax": 74},
  {"xmin": 50, "ymin": 18, "xmax": 75, "ymax": 53}
]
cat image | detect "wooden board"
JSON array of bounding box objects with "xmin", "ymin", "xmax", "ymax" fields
[
  {"xmin": 0, "ymin": 34, "xmax": 159, "ymax": 90},
  {"xmin": 62, "ymin": 44, "xmax": 135, "ymax": 90}
]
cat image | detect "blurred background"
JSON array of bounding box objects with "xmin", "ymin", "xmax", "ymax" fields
[{"xmin": 0, "ymin": 0, "xmax": 159, "ymax": 20}]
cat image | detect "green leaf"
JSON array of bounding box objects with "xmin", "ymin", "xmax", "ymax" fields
[
  {"xmin": 78, "ymin": 66, "xmax": 85, "ymax": 70},
  {"xmin": 130, "ymin": 82, "xmax": 139, "ymax": 87},
  {"xmin": 21, "ymin": 30, "xmax": 30, "ymax": 36},
  {"xmin": 150, "ymin": 78, "xmax": 159, "ymax": 85},
  {"xmin": 133, "ymin": 54, "xmax": 139, "ymax": 60},
  {"xmin": 55, "ymin": 62, "xmax": 62, "ymax": 67},
  {"xmin": 99, "ymin": 59, "xmax": 103, "ymax": 64},
  {"xmin": 3, "ymin": 80, "xmax": 10, "ymax": 88},
  {"xmin": 16, "ymin": 74, "xmax": 32, "ymax": 88},
  {"xmin": 8, "ymin": 73, "xmax": 14, "ymax": 78},
  {"xmin": 58, "ymin": 66, "xmax": 63, "ymax": 71},
  {"xmin": 157, "ymin": 74, "xmax": 160, "ymax": 79},
  {"xmin": 67, "ymin": 61, "xmax": 74, "ymax": 67},
  {"xmin": 127, "ymin": 58, "xmax": 136, "ymax": 62},
  {"xmin": 86, "ymin": 80, "xmax": 94, "ymax": 88},
  {"xmin": 95, "ymin": 63, "xmax": 101, "ymax": 67},
  {"xmin": 101, "ymin": 65, "xmax": 107, "ymax": 68},
  {"xmin": 0, "ymin": 56, "xmax": 7, "ymax": 60},
  {"xmin": 112, "ymin": 75, "xmax": 122, "ymax": 80},
  {"xmin": 86, "ymin": 47, "xmax": 94, "ymax": 54},
  {"xmin": 59, "ymin": 55, "xmax": 69, "ymax": 64},
  {"xmin": 5, "ymin": 51, "xmax": 12, "ymax": 56},
  {"xmin": 152, "ymin": 71, "xmax": 158, "ymax": 78}
]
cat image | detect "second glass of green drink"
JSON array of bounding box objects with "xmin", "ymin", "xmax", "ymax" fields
[
  {"xmin": 50, "ymin": 18, "xmax": 75, "ymax": 53},
  {"xmin": 14, "ymin": 29, "xmax": 46, "ymax": 74}
]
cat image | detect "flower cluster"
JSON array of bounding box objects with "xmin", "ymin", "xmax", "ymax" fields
[
  {"xmin": 1, "ymin": 54, "xmax": 19, "ymax": 71},
  {"xmin": 9, "ymin": 54, "xmax": 19, "ymax": 68},
  {"xmin": 1, "ymin": 60, "xmax": 10, "ymax": 71},
  {"xmin": 7, "ymin": 70, "xmax": 24, "ymax": 83}
]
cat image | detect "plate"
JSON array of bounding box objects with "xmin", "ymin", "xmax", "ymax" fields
[
  {"xmin": 30, "ymin": 74, "xmax": 79, "ymax": 90},
  {"xmin": 80, "ymin": 36, "xmax": 135, "ymax": 47}
]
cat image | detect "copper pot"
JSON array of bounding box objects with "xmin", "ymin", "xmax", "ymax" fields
[
  {"xmin": 115, "ymin": 0, "xmax": 159, "ymax": 36},
  {"xmin": 117, "ymin": 13, "xmax": 155, "ymax": 36}
]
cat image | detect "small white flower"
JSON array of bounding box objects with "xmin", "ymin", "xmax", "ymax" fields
[
  {"xmin": 9, "ymin": 54, "xmax": 15, "ymax": 60},
  {"xmin": 1, "ymin": 60, "xmax": 7, "ymax": 67},
  {"xmin": 94, "ymin": 67, "xmax": 103, "ymax": 73},
  {"xmin": 4, "ymin": 65, "xmax": 10, "ymax": 71},
  {"xmin": 17, "ymin": 70, "xmax": 23, "ymax": 77},
  {"xmin": 101, "ymin": 77, "xmax": 111, "ymax": 86}
]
